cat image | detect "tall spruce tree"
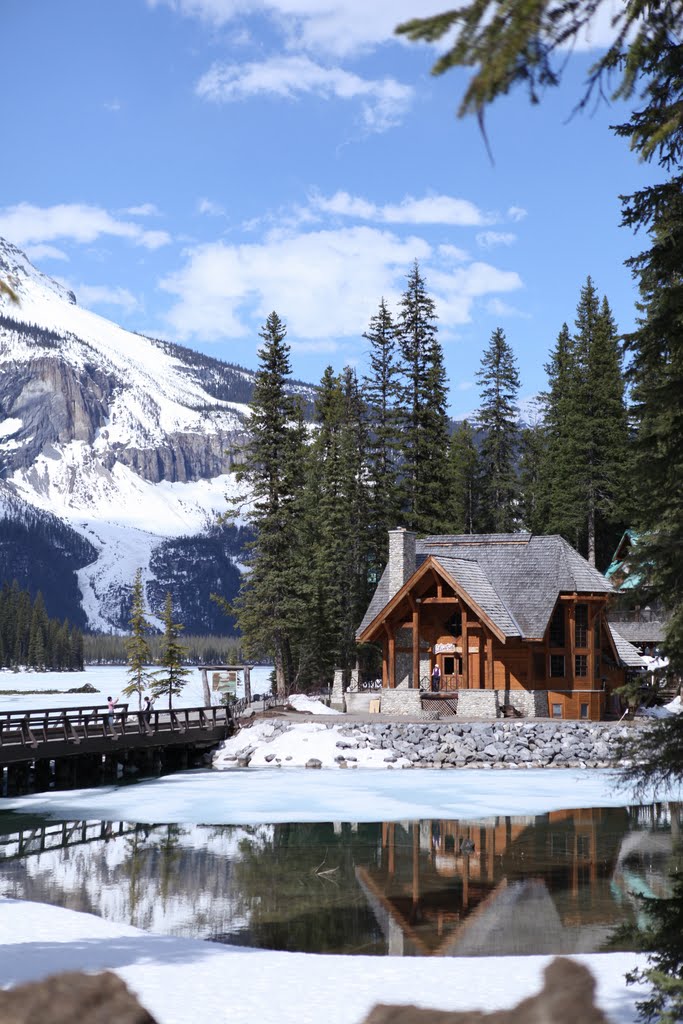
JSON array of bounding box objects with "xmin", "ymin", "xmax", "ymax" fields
[
  {"xmin": 362, "ymin": 298, "xmax": 402, "ymax": 573},
  {"xmin": 305, "ymin": 366, "xmax": 371, "ymax": 686},
  {"xmin": 446, "ymin": 419, "xmax": 479, "ymax": 533},
  {"xmin": 396, "ymin": 261, "xmax": 451, "ymax": 533},
  {"xmin": 230, "ymin": 312, "xmax": 309, "ymax": 697},
  {"xmin": 475, "ymin": 328, "xmax": 520, "ymax": 532},
  {"xmin": 542, "ymin": 321, "xmax": 586, "ymax": 548},
  {"xmin": 541, "ymin": 283, "xmax": 631, "ymax": 566},
  {"xmin": 518, "ymin": 420, "xmax": 549, "ymax": 535},
  {"xmin": 151, "ymin": 592, "xmax": 191, "ymax": 710},
  {"xmin": 123, "ymin": 568, "xmax": 152, "ymax": 709}
]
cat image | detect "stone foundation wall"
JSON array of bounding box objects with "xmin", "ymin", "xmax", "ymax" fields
[
  {"xmin": 454, "ymin": 690, "xmax": 499, "ymax": 718},
  {"xmin": 502, "ymin": 689, "xmax": 549, "ymax": 718},
  {"xmin": 380, "ymin": 689, "xmax": 423, "ymax": 716},
  {"xmin": 333, "ymin": 719, "xmax": 634, "ymax": 768}
]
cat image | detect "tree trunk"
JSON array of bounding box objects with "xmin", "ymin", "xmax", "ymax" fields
[
  {"xmin": 587, "ymin": 502, "xmax": 596, "ymax": 567},
  {"xmin": 274, "ymin": 644, "xmax": 286, "ymax": 697}
]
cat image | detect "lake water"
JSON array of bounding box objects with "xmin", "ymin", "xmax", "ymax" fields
[{"xmin": 0, "ymin": 802, "xmax": 678, "ymax": 957}]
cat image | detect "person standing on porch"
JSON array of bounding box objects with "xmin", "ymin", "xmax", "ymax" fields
[{"xmin": 431, "ymin": 663, "xmax": 441, "ymax": 692}]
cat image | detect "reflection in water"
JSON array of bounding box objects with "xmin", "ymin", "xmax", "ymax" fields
[{"xmin": 0, "ymin": 804, "xmax": 679, "ymax": 957}]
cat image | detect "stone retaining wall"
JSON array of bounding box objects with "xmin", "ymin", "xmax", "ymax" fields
[{"xmin": 333, "ymin": 719, "xmax": 637, "ymax": 768}]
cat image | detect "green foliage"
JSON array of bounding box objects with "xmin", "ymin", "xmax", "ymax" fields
[
  {"xmin": 229, "ymin": 313, "xmax": 310, "ymax": 696},
  {"xmin": 123, "ymin": 568, "xmax": 152, "ymax": 709},
  {"xmin": 540, "ymin": 283, "xmax": 631, "ymax": 566},
  {"xmin": 396, "ymin": 2, "xmax": 683, "ymax": 163},
  {"xmin": 475, "ymin": 327, "xmax": 520, "ymax": 532},
  {"xmin": 83, "ymin": 632, "xmax": 242, "ymax": 665},
  {"xmin": 150, "ymin": 591, "xmax": 191, "ymax": 710},
  {"xmin": 362, "ymin": 298, "xmax": 403, "ymax": 574},
  {"xmin": 447, "ymin": 419, "xmax": 479, "ymax": 533},
  {"xmin": 0, "ymin": 580, "xmax": 83, "ymax": 670},
  {"xmin": 396, "ymin": 261, "xmax": 451, "ymax": 534}
]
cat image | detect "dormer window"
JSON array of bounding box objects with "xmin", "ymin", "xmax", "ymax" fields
[{"xmin": 549, "ymin": 605, "xmax": 565, "ymax": 647}]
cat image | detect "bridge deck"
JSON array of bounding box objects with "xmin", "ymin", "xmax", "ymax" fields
[{"xmin": 0, "ymin": 704, "xmax": 233, "ymax": 766}]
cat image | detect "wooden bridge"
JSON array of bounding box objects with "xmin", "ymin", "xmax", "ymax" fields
[{"xmin": 0, "ymin": 703, "xmax": 233, "ymax": 792}]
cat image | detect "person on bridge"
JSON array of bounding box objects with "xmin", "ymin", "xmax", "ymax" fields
[
  {"xmin": 107, "ymin": 695, "xmax": 119, "ymax": 732},
  {"xmin": 143, "ymin": 695, "xmax": 154, "ymax": 724}
]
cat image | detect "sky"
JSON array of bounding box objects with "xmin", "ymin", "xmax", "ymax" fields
[{"xmin": 0, "ymin": 0, "xmax": 654, "ymax": 416}]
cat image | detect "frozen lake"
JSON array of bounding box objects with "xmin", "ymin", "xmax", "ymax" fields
[{"xmin": 0, "ymin": 664, "xmax": 275, "ymax": 712}]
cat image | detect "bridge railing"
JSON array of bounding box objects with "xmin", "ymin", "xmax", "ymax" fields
[{"xmin": 0, "ymin": 704, "xmax": 232, "ymax": 752}]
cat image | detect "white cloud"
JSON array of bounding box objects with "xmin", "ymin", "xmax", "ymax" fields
[
  {"xmin": 476, "ymin": 230, "xmax": 516, "ymax": 249},
  {"xmin": 125, "ymin": 203, "xmax": 161, "ymax": 216},
  {"xmin": 196, "ymin": 56, "xmax": 413, "ymax": 131},
  {"xmin": 507, "ymin": 206, "xmax": 527, "ymax": 222},
  {"xmin": 159, "ymin": 225, "xmax": 522, "ymax": 343},
  {"xmin": 149, "ymin": 0, "xmax": 630, "ymax": 58},
  {"xmin": 0, "ymin": 203, "xmax": 171, "ymax": 251},
  {"xmin": 487, "ymin": 297, "xmax": 531, "ymax": 319},
  {"xmin": 198, "ymin": 197, "xmax": 226, "ymax": 216},
  {"xmin": 63, "ymin": 283, "xmax": 141, "ymax": 314},
  {"xmin": 103, "ymin": 99, "xmax": 122, "ymax": 112},
  {"xmin": 312, "ymin": 191, "xmax": 492, "ymax": 227},
  {"xmin": 148, "ymin": 0, "xmax": 437, "ymax": 57},
  {"xmin": 25, "ymin": 244, "xmax": 69, "ymax": 262}
]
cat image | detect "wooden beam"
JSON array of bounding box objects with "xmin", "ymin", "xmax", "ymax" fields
[
  {"xmin": 588, "ymin": 605, "xmax": 595, "ymax": 690},
  {"xmin": 485, "ymin": 631, "xmax": 494, "ymax": 689},
  {"xmin": 388, "ymin": 630, "xmax": 396, "ymax": 689},
  {"xmin": 381, "ymin": 634, "xmax": 388, "ymax": 689},
  {"xmin": 568, "ymin": 602, "xmax": 576, "ymax": 691},
  {"xmin": 421, "ymin": 596, "xmax": 459, "ymax": 604},
  {"xmin": 412, "ymin": 605, "xmax": 420, "ymax": 690},
  {"xmin": 462, "ymin": 608, "xmax": 469, "ymax": 689}
]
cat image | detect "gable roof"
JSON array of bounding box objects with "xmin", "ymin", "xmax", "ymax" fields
[
  {"xmin": 357, "ymin": 533, "xmax": 613, "ymax": 642},
  {"xmin": 607, "ymin": 625, "xmax": 647, "ymax": 668}
]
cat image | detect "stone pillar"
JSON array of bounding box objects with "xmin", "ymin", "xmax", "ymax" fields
[
  {"xmin": 388, "ymin": 528, "xmax": 416, "ymax": 597},
  {"xmin": 201, "ymin": 668, "xmax": 211, "ymax": 706}
]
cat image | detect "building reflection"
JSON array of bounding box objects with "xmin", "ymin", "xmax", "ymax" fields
[{"xmin": 356, "ymin": 804, "xmax": 678, "ymax": 956}]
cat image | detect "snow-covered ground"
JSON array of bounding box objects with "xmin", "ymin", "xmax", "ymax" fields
[
  {"xmin": 0, "ymin": 664, "xmax": 274, "ymax": 712},
  {"xmin": 0, "ymin": 898, "xmax": 650, "ymax": 1024},
  {"xmin": 0, "ymin": 768, "xmax": 664, "ymax": 1023}
]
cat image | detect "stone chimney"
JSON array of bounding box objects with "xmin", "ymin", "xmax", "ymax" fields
[{"xmin": 388, "ymin": 528, "xmax": 416, "ymax": 596}]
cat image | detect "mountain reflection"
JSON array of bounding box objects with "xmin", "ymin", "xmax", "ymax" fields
[{"xmin": 0, "ymin": 804, "xmax": 679, "ymax": 957}]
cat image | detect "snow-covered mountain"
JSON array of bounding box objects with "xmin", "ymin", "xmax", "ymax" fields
[{"xmin": 0, "ymin": 238, "xmax": 311, "ymax": 632}]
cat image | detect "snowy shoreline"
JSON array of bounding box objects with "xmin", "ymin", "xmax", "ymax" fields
[{"xmin": 0, "ymin": 899, "xmax": 651, "ymax": 1024}]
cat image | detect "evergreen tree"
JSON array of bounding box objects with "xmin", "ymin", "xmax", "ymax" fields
[
  {"xmin": 446, "ymin": 419, "xmax": 479, "ymax": 533},
  {"xmin": 396, "ymin": 261, "xmax": 451, "ymax": 533},
  {"xmin": 362, "ymin": 298, "xmax": 402, "ymax": 574},
  {"xmin": 475, "ymin": 328, "xmax": 520, "ymax": 532},
  {"xmin": 123, "ymin": 568, "xmax": 152, "ymax": 709},
  {"xmin": 305, "ymin": 366, "xmax": 372, "ymax": 686},
  {"xmin": 518, "ymin": 420, "xmax": 549, "ymax": 535},
  {"xmin": 541, "ymin": 284, "xmax": 631, "ymax": 566},
  {"xmin": 230, "ymin": 312, "xmax": 309, "ymax": 697},
  {"xmin": 151, "ymin": 592, "xmax": 191, "ymax": 710},
  {"xmin": 541, "ymin": 322, "xmax": 585, "ymax": 547}
]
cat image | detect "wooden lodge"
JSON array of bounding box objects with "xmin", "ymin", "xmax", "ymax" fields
[{"xmin": 355, "ymin": 530, "xmax": 645, "ymax": 721}]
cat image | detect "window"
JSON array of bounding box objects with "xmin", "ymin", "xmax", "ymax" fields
[
  {"xmin": 552, "ymin": 703, "xmax": 563, "ymax": 718},
  {"xmin": 595, "ymin": 654, "xmax": 601, "ymax": 677},
  {"xmin": 549, "ymin": 605, "xmax": 565, "ymax": 647},
  {"xmin": 533, "ymin": 652, "xmax": 546, "ymax": 680},
  {"xmin": 444, "ymin": 656, "xmax": 455, "ymax": 676},
  {"xmin": 575, "ymin": 654, "xmax": 588, "ymax": 678},
  {"xmin": 580, "ymin": 703, "xmax": 589, "ymax": 719},
  {"xmin": 550, "ymin": 654, "xmax": 565, "ymax": 678},
  {"xmin": 575, "ymin": 604, "xmax": 588, "ymax": 647},
  {"xmin": 447, "ymin": 612, "xmax": 462, "ymax": 637}
]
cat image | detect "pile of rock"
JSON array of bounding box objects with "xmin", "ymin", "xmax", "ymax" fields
[{"xmin": 333, "ymin": 719, "xmax": 635, "ymax": 768}]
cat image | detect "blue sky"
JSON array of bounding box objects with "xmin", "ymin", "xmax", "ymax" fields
[{"xmin": 0, "ymin": 0, "xmax": 653, "ymax": 415}]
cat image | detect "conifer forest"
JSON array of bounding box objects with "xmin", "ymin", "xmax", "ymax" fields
[{"xmin": 231, "ymin": 264, "xmax": 633, "ymax": 694}]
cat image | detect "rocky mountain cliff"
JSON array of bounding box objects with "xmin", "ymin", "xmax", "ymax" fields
[{"xmin": 0, "ymin": 237, "xmax": 313, "ymax": 633}]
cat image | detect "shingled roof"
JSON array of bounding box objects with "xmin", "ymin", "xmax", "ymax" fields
[{"xmin": 357, "ymin": 533, "xmax": 613, "ymax": 641}]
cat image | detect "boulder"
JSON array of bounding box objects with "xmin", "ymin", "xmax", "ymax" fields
[
  {"xmin": 0, "ymin": 970, "xmax": 157, "ymax": 1023},
  {"xmin": 360, "ymin": 957, "xmax": 609, "ymax": 1024}
]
